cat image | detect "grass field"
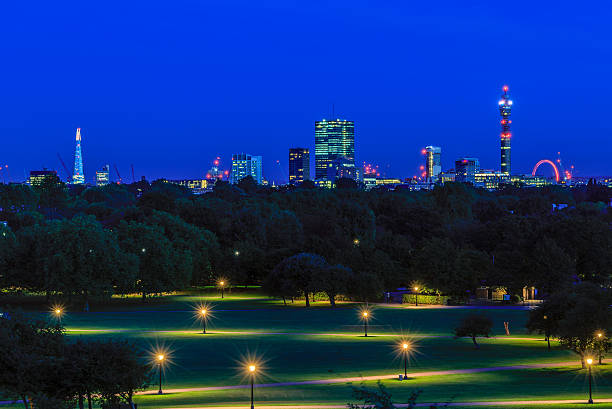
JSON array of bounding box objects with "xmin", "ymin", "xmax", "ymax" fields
[{"xmin": 2, "ymin": 290, "xmax": 611, "ymax": 408}]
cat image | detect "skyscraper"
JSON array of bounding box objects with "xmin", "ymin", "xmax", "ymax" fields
[
  {"xmin": 230, "ymin": 153, "xmax": 263, "ymax": 184},
  {"xmin": 289, "ymin": 148, "xmax": 310, "ymax": 185},
  {"xmin": 72, "ymin": 128, "xmax": 85, "ymax": 184},
  {"xmin": 425, "ymin": 146, "xmax": 442, "ymax": 182},
  {"xmin": 96, "ymin": 165, "xmax": 110, "ymax": 186},
  {"xmin": 455, "ymin": 158, "xmax": 480, "ymax": 184},
  {"xmin": 498, "ymin": 86, "xmax": 513, "ymax": 175},
  {"xmin": 315, "ymin": 119, "xmax": 355, "ymax": 180}
]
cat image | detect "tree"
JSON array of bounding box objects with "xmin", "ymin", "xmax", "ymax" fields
[
  {"xmin": 266, "ymin": 253, "xmax": 327, "ymax": 307},
  {"xmin": 345, "ymin": 270, "xmax": 383, "ymax": 302},
  {"xmin": 526, "ymin": 292, "xmax": 567, "ymax": 350},
  {"xmin": 311, "ymin": 264, "xmax": 351, "ymax": 306},
  {"xmin": 93, "ymin": 340, "xmax": 152, "ymax": 408},
  {"xmin": 0, "ymin": 311, "xmax": 66, "ymax": 409},
  {"xmin": 556, "ymin": 283, "xmax": 612, "ymax": 368},
  {"xmin": 348, "ymin": 381, "xmax": 422, "ymax": 409},
  {"xmin": 454, "ymin": 314, "xmax": 493, "ymax": 349},
  {"xmin": 116, "ymin": 221, "xmax": 185, "ymax": 299}
]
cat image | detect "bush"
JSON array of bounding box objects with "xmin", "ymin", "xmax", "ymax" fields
[{"xmin": 402, "ymin": 294, "xmax": 449, "ymax": 305}]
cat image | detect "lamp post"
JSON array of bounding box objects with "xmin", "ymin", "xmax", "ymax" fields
[
  {"xmin": 53, "ymin": 308, "xmax": 63, "ymax": 324},
  {"xmin": 597, "ymin": 333, "xmax": 603, "ymax": 364},
  {"xmin": 220, "ymin": 281, "xmax": 225, "ymax": 299},
  {"xmin": 362, "ymin": 311, "xmax": 369, "ymax": 337},
  {"xmin": 402, "ymin": 342, "xmax": 409, "ymax": 378},
  {"xmin": 587, "ymin": 358, "xmax": 593, "ymax": 404},
  {"xmin": 157, "ymin": 354, "xmax": 165, "ymax": 394},
  {"xmin": 248, "ymin": 364, "xmax": 256, "ymax": 409},
  {"xmin": 413, "ymin": 287, "xmax": 419, "ymax": 307},
  {"xmin": 200, "ymin": 309, "xmax": 207, "ymax": 334}
]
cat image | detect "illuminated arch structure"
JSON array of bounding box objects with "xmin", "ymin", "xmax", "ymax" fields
[{"xmin": 532, "ymin": 159, "xmax": 560, "ymax": 182}]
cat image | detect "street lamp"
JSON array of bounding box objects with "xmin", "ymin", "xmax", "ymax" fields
[
  {"xmin": 219, "ymin": 280, "xmax": 226, "ymax": 299},
  {"xmin": 353, "ymin": 238, "xmax": 360, "ymax": 246},
  {"xmin": 234, "ymin": 250, "xmax": 240, "ymax": 257},
  {"xmin": 596, "ymin": 332, "xmax": 604, "ymax": 364},
  {"xmin": 248, "ymin": 364, "xmax": 256, "ymax": 409},
  {"xmin": 587, "ymin": 357, "xmax": 593, "ymax": 404},
  {"xmin": 362, "ymin": 311, "xmax": 369, "ymax": 337},
  {"xmin": 401, "ymin": 342, "xmax": 410, "ymax": 378},
  {"xmin": 51, "ymin": 306, "xmax": 64, "ymax": 324},
  {"xmin": 413, "ymin": 287, "xmax": 419, "ymax": 307},
  {"xmin": 157, "ymin": 354, "xmax": 165, "ymax": 394},
  {"xmin": 200, "ymin": 308, "xmax": 207, "ymax": 333}
]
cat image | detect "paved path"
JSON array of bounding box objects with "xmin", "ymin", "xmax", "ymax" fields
[
  {"xmin": 66, "ymin": 328, "xmax": 545, "ymax": 342},
  {"xmin": 138, "ymin": 359, "xmax": 602, "ymax": 395},
  {"xmin": 160, "ymin": 399, "xmax": 612, "ymax": 409},
  {"xmin": 158, "ymin": 399, "xmax": 612, "ymax": 408}
]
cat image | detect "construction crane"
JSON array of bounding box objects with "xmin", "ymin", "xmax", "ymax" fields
[
  {"xmin": 113, "ymin": 164, "xmax": 122, "ymax": 184},
  {"xmin": 56, "ymin": 153, "xmax": 72, "ymax": 182},
  {"xmin": 131, "ymin": 164, "xmax": 135, "ymax": 184}
]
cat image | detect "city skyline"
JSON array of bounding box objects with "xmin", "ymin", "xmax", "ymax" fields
[{"xmin": 1, "ymin": 1, "xmax": 612, "ymax": 184}]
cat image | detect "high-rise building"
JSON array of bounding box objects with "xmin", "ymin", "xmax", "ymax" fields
[
  {"xmin": 96, "ymin": 165, "xmax": 110, "ymax": 186},
  {"xmin": 425, "ymin": 146, "xmax": 442, "ymax": 182},
  {"xmin": 289, "ymin": 148, "xmax": 310, "ymax": 185},
  {"xmin": 72, "ymin": 128, "xmax": 85, "ymax": 184},
  {"xmin": 498, "ymin": 86, "xmax": 513, "ymax": 175},
  {"xmin": 230, "ymin": 153, "xmax": 263, "ymax": 184},
  {"xmin": 315, "ymin": 119, "xmax": 355, "ymax": 180},
  {"xmin": 28, "ymin": 170, "xmax": 59, "ymax": 187},
  {"xmin": 326, "ymin": 156, "xmax": 358, "ymax": 181},
  {"xmin": 455, "ymin": 158, "xmax": 480, "ymax": 184}
]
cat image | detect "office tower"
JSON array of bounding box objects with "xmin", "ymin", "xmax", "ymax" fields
[
  {"xmin": 315, "ymin": 119, "xmax": 355, "ymax": 180},
  {"xmin": 425, "ymin": 146, "xmax": 442, "ymax": 182},
  {"xmin": 72, "ymin": 128, "xmax": 85, "ymax": 184},
  {"xmin": 96, "ymin": 165, "xmax": 110, "ymax": 186},
  {"xmin": 499, "ymin": 86, "xmax": 513, "ymax": 175},
  {"xmin": 28, "ymin": 170, "xmax": 58, "ymax": 187},
  {"xmin": 230, "ymin": 153, "xmax": 263, "ymax": 184},
  {"xmin": 326, "ymin": 156, "xmax": 358, "ymax": 181},
  {"xmin": 455, "ymin": 158, "xmax": 480, "ymax": 184},
  {"xmin": 289, "ymin": 148, "xmax": 310, "ymax": 185}
]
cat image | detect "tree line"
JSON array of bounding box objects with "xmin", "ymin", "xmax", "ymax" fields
[
  {"xmin": 0, "ymin": 311, "xmax": 150, "ymax": 409},
  {"xmin": 0, "ymin": 176, "xmax": 611, "ymax": 306}
]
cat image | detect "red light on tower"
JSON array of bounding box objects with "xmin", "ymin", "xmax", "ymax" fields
[
  {"xmin": 503, "ymin": 85, "xmax": 509, "ymax": 92},
  {"xmin": 421, "ymin": 149, "xmax": 426, "ymax": 155},
  {"xmin": 419, "ymin": 165, "xmax": 425, "ymax": 170}
]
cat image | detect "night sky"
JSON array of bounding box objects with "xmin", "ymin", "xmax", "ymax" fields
[{"xmin": 1, "ymin": 1, "xmax": 610, "ymax": 184}]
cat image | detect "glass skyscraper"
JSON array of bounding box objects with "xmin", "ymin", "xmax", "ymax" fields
[
  {"xmin": 425, "ymin": 146, "xmax": 441, "ymax": 182},
  {"xmin": 289, "ymin": 148, "xmax": 310, "ymax": 185},
  {"xmin": 72, "ymin": 128, "xmax": 85, "ymax": 184},
  {"xmin": 230, "ymin": 153, "xmax": 263, "ymax": 184},
  {"xmin": 315, "ymin": 119, "xmax": 355, "ymax": 180}
]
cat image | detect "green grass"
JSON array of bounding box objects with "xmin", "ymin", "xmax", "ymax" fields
[{"xmin": 4, "ymin": 291, "xmax": 610, "ymax": 408}]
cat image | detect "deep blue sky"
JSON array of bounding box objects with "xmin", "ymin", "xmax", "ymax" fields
[{"xmin": 1, "ymin": 1, "xmax": 610, "ymax": 184}]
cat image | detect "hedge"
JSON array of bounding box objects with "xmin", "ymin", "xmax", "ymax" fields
[{"xmin": 402, "ymin": 294, "xmax": 449, "ymax": 305}]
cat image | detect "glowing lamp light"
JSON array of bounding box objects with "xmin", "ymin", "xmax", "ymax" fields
[
  {"xmin": 158, "ymin": 354, "xmax": 165, "ymax": 362},
  {"xmin": 220, "ymin": 281, "xmax": 225, "ymax": 286},
  {"xmin": 403, "ymin": 343, "xmax": 409, "ymax": 350},
  {"xmin": 201, "ymin": 309, "xmax": 207, "ymax": 316},
  {"xmin": 587, "ymin": 358, "xmax": 593, "ymax": 365},
  {"xmin": 363, "ymin": 312, "xmax": 368, "ymax": 317},
  {"xmin": 55, "ymin": 308, "xmax": 61, "ymax": 315},
  {"xmin": 249, "ymin": 365, "xmax": 256, "ymax": 373},
  {"xmin": 598, "ymin": 333, "xmax": 603, "ymax": 338}
]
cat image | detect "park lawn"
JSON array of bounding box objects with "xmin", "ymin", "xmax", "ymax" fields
[
  {"xmin": 57, "ymin": 296, "xmax": 532, "ymax": 336},
  {"xmin": 131, "ymin": 366, "xmax": 612, "ymax": 408},
  {"xmin": 5, "ymin": 291, "xmax": 605, "ymax": 408}
]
